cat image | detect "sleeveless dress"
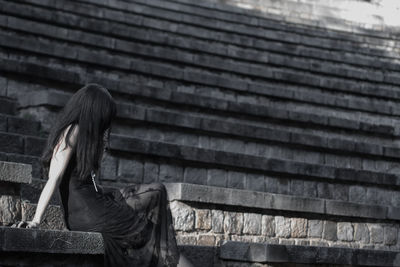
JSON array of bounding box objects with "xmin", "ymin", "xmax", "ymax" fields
[{"xmin": 58, "ymin": 150, "xmax": 180, "ymax": 266}]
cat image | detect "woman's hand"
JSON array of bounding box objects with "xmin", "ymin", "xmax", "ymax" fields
[{"xmin": 10, "ymin": 220, "xmax": 40, "ymax": 229}]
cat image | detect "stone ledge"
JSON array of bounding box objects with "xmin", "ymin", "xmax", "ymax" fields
[
  {"xmin": 165, "ymin": 183, "xmax": 395, "ymax": 220},
  {"xmin": 0, "ymin": 226, "xmax": 104, "ymax": 254},
  {"xmin": 219, "ymin": 240, "xmax": 400, "ymax": 266},
  {"xmin": 0, "ymin": 160, "xmax": 32, "ymax": 184}
]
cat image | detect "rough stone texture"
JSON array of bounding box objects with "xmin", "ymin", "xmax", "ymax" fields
[
  {"xmin": 369, "ymin": 224, "xmax": 384, "ymax": 244},
  {"xmin": 354, "ymin": 223, "xmax": 370, "ymax": 244},
  {"xmin": 242, "ymin": 213, "xmax": 262, "ymax": 235},
  {"xmin": 0, "ymin": 195, "xmax": 21, "ymax": 225},
  {"xmin": 337, "ymin": 222, "xmax": 353, "ymax": 241},
  {"xmin": 170, "ymin": 201, "xmax": 194, "ymax": 231},
  {"xmin": 261, "ymin": 215, "xmax": 275, "ymax": 237},
  {"xmin": 211, "ymin": 210, "xmax": 224, "ymax": 233},
  {"xmin": 0, "ymin": 161, "xmax": 32, "ymax": 184},
  {"xmin": 308, "ymin": 220, "xmax": 323, "ymax": 238},
  {"xmin": 21, "ymin": 201, "xmax": 66, "ymax": 230},
  {"xmin": 384, "ymin": 226, "xmax": 397, "ymax": 245},
  {"xmin": 275, "ymin": 216, "xmax": 291, "ymax": 238},
  {"xmin": 290, "ymin": 218, "xmax": 307, "ymax": 238},
  {"xmin": 197, "ymin": 235, "xmax": 215, "ymax": 246},
  {"xmin": 322, "ymin": 221, "xmax": 337, "ymax": 241},
  {"xmin": 224, "ymin": 211, "xmax": 243, "ymax": 234},
  {"xmin": 195, "ymin": 209, "xmax": 211, "ymax": 230},
  {"xmin": 227, "ymin": 170, "xmax": 245, "ymax": 189}
]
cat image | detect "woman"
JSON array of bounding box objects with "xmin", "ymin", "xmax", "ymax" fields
[{"xmin": 11, "ymin": 84, "xmax": 192, "ymax": 267}]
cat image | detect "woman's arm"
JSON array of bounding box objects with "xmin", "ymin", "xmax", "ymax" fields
[{"xmin": 31, "ymin": 124, "xmax": 79, "ymax": 226}]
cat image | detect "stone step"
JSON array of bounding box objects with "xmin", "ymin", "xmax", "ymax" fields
[
  {"xmin": 165, "ymin": 182, "xmax": 399, "ymax": 221},
  {"xmin": 1, "ymin": 9, "xmax": 400, "ymax": 102},
  {"xmin": 220, "ymin": 241, "xmax": 400, "ymax": 266},
  {"xmin": 0, "ymin": 160, "xmax": 32, "ymax": 184},
  {"xmin": 8, "ymin": 62, "xmax": 398, "ymax": 139},
  {"xmin": 18, "ymin": 90, "xmax": 400, "ymax": 162},
  {"xmin": 0, "ymin": 96, "xmax": 16, "ymax": 115},
  {"xmin": 0, "ymin": 113, "xmax": 43, "ymax": 137},
  {"xmin": 0, "ymin": 152, "xmax": 42, "ymax": 180},
  {"xmin": 132, "ymin": 0, "xmax": 400, "ymax": 42},
  {"xmin": 109, "ymin": 134, "xmax": 400, "ymax": 188},
  {"xmin": 0, "ymin": 9, "xmax": 398, "ymax": 91},
  {"xmin": 18, "ymin": 0, "xmax": 400, "ymax": 59},
  {"xmin": 0, "ymin": 226, "xmax": 212, "ymax": 267}
]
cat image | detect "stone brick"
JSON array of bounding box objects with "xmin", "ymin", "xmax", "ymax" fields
[
  {"xmin": 183, "ymin": 167, "xmax": 207, "ymax": 185},
  {"xmin": 143, "ymin": 161, "xmax": 159, "ymax": 183},
  {"xmin": 242, "ymin": 213, "xmax": 262, "ymax": 235},
  {"xmin": 195, "ymin": 209, "xmax": 211, "ymax": 230},
  {"xmin": 159, "ymin": 163, "xmax": 183, "ymax": 183},
  {"xmin": 0, "ymin": 195, "xmax": 21, "ymax": 225},
  {"xmin": 333, "ymin": 184, "xmax": 348, "ymax": 201},
  {"xmin": 261, "ymin": 215, "xmax": 275, "ymax": 237},
  {"xmin": 354, "ymin": 223, "xmax": 370, "ymax": 244},
  {"xmin": 308, "ymin": 220, "xmax": 323, "ymax": 238},
  {"xmin": 291, "ymin": 218, "xmax": 307, "ymax": 238},
  {"xmin": 176, "ymin": 235, "xmax": 197, "ymax": 246},
  {"xmin": 369, "ymin": 224, "xmax": 384, "ymax": 244},
  {"xmin": 223, "ymin": 211, "xmax": 243, "ymax": 234},
  {"xmin": 323, "ymin": 221, "xmax": 337, "ymax": 241},
  {"xmin": 303, "ymin": 180, "xmax": 317, "ymax": 198},
  {"xmin": 384, "ymin": 226, "xmax": 397, "ymax": 245},
  {"xmin": 349, "ymin": 185, "xmax": 367, "ymax": 203},
  {"xmin": 117, "ymin": 158, "xmax": 143, "ymax": 183},
  {"xmin": 290, "ymin": 179, "xmax": 303, "ymax": 196},
  {"xmin": 197, "ymin": 235, "xmax": 215, "ymax": 246},
  {"xmin": 170, "ymin": 201, "xmax": 194, "ymax": 231},
  {"xmin": 275, "ymin": 216, "xmax": 291, "ymax": 238},
  {"xmin": 227, "ymin": 170, "xmax": 245, "ymax": 189},
  {"xmin": 211, "ymin": 210, "xmax": 224, "ymax": 233},
  {"xmin": 207, "ymin": 168, "xmax": 227, "ymax": 187},
  {"xmin": 317, "ymin": 182, "xmax": 334, "ymax": 199},
  {"xmin": 337, "ymin": 222, "xmax": 353, "ymax": 241},
  {"xmin": 245, "ymin": 173, "xmax": 264, "ymax": 191}
]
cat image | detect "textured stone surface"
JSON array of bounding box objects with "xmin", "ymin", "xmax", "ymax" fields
[
  {"xmin": 170, "ymin": 201, "xmax": 194, "ymax": 231},
  {"xmin": 21, "ymin": 202, "xmax": 66, "ymax": 230},
  {"xmin": 224, "ymin": 211, "xmax": 243, "ymax": 234},
  {"xmin": 211, "ymin": 210, "xmax": 224, "ymax": 233},
  {"xmin": 337, "ymin": 222, "xmax": 353, "ymax": 241},
  {"xmin": 369, "ymin": 224, "xmax": 384, "ymax": 244},
  {"xmin": 242, "ymin": 213, "xmax": 261, "ymax": 235},
  {"xmin": 261, "ymin": 215, "xmax": 275, "ymax": 237},
  {"xmin": 275, "ymin": 216, "xmax": 291, "ymax": 238},
  {"xmin": 308, "ymin": 220, "xmax": 323, "ymax": 238},
  {"xmin": 290, "ymin": 218, "xmax": 307, "ymax": 238},
  {"xmin": 0, "ymin": 161, "xmax": 32, "ymax": 184},
  {"xmin": 354, "ymin": 223, "xmax": 370, "ymax": 244},
  {"xmin": 323, "ymin": 221, "xmax": 337, "ymax": 241},
  {"xmin": 195, "ymin": 209, "xmax": 211, "ymax": 230},
  {"xmin": 0, "ymin": 195, "xmax": 21, "ymax": 225}
]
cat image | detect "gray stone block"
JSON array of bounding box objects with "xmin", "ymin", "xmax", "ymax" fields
[
  {"xmin": 183, "ymin": 167, "xmax": 207, "ymax": 185},
  {"xmin": 0, "ymin": 161, "xmax": 32, "ymax": 184}
]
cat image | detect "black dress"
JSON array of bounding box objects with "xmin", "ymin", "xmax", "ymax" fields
[{"xmin": 58, "ymin": 150, "xmax": 180, "ymax": 267}]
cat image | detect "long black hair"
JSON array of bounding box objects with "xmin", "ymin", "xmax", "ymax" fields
[{"xmin": 40, "ymin": 83, "xmax": 117, "ymax": 182}]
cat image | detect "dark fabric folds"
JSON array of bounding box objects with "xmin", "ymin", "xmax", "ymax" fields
[{"xmin": 58, "ymin": 152, "xmax": 180, "ymax": 267}]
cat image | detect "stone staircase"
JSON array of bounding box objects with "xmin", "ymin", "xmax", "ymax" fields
[{"xmin": 0, "ymin": 0, "xmax": 400, "ymax": 266}]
